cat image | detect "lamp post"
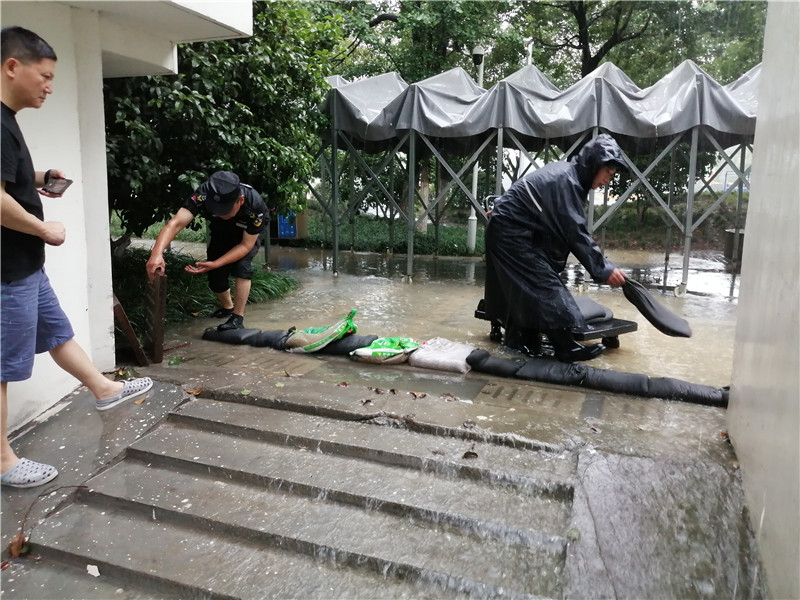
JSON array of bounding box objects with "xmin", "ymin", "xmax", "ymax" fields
[{"xmin": 467, "ymin": 44, "xmax": 485, "ymax": 253}]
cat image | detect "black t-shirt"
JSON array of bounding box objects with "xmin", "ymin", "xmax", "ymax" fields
[
  {"xmin": 183, "ymin": 180, "xmax": 269, "ymax": 249},
  {"xmin": 1, "ymin": 102, "xmax": 45, "ymax": 282}
]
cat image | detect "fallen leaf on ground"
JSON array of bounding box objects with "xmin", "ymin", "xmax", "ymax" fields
[
  {"xmin": 284, "ymin": 370, "xmax": 301, "ymax": 378},
  {"xmin": 8, "ymin": 533, "xmax": 27, "ymax": 558},
  {"xmin": 409, "ymin": 391, "xmax": 427, "ymax": 399},
  {"xmin": 168, "ymin": 357, "xmax": 183, "ymax": 366},
  {"xmin": 361, "ymin": 398, "xmax": 373, "ymax": 406},
  {"xmin": 337, "ymin": 382, "xmax": 349, "ymax": 387},
  {"xmin": 241, "ymin": 390, "xmax": 252, "ymax": 396},
  {"xmin": 133, "ymin": 396, "xmax": 147, "ymax": 405},
  {"xmin": 462, "ymin": 451, "xmax": 479, "ymax": 459},
  {"xmin": 183, "ymin": 388, "xmax": 203, "ymax": 396}
]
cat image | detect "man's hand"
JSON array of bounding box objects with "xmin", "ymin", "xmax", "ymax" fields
[
  {"xmin": 40, "ymin": 221, "xmax": 66, "ymax": 246},
  {"xmin": 38, "ymin": 169, "xmax": 69, "ymax": 198},
  {"xmin": 146, "ymin": 254, "xmax": 166, "ymax": 283},
  {"xmin": 185, "ymin": 261, "xmax": 216, "ymax": 275},
  {"xmin": 605, "ymin": 268, "xmax": 626, "ymax": 287}
]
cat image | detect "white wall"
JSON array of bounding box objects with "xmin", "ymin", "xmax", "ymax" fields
[
  {"xmin": 3, "ymin": 3, "xmax": 108, "ymax": 429},
  {"xmin": 727, "ymin": 2, "xmax": 800, "ymax": 598}
]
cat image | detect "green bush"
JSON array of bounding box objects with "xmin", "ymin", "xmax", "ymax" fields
[
  {"xmin": 111, "ymin": 246, "xmax": 298, "ymax": 342},
  {"xmin": 110, "ymin": 211, "xmax": 208, "ymax": 243},
  {"xmin": 306, "ymin": 211, "xmax": 485, "ymax": 256}
]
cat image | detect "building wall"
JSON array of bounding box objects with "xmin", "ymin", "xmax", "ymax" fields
[{"xmin": 727, "ymin": 2, "xmax": 800, "ymax": 599}]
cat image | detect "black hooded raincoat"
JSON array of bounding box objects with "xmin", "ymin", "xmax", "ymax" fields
[{"xmin": 485, "ymin": 134, "xmax": 625, "ymax": 332}]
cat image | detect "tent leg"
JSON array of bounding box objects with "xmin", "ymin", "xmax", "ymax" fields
[
  {"xmin": 679, "ymin": 127, "xmax": 700, "ymax": 296},
  {"xmin": 331, "ymin": 129, "xmax": 340, "ymax": 276},
  {"xmin": 406, "ymin": 131, "xmax": 416, "ymax": 281}
]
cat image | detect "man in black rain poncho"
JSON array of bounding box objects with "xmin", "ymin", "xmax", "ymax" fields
[{"xmin": 485, "ymin": 134, "xmax": 627, "ymax": 362}]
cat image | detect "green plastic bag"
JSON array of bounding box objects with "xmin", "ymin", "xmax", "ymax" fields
[
  {"xmin": 351, "ymin": 337, "xmax": 420, "ymax": 364},
  {"xmin": 285, "ymin": 309, "xmax": 358, "ymax": 353}
]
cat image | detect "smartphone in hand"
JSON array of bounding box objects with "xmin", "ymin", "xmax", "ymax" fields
[{"xmin": 41, "ymin": 177, "xmax": 73, "ymax": 194}]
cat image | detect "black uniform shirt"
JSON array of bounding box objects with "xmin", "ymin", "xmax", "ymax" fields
[{"xmin": 183, "ymin": 180, "xmax": 268, "ymax": 249}]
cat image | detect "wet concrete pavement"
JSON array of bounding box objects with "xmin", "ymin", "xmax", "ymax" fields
[{"xmin": 1, "ymin": 245, "xmax": 764, "ymax": 599}]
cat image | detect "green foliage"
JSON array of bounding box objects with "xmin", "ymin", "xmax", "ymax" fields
[
  {"xmin": 304, "ymin": 190, "xmax": 744, "ymax": 256},
  {"xmin": 105, "ymin": 1, "xmax": 345, "ymax": 237},
  {"xmin": 595, "ymin": 192, "xmax": 748, "ymax": 250},
  {"xmin": 110, "ymin": 211, "xmax": 207, "ymax": 243},
  {"xmin": 306, "ymin": 209, "xmax": 485, "ymax": 256},
  {"xmin": 111, "ymin": 246, "xmax": 298, "ymax": 341}
]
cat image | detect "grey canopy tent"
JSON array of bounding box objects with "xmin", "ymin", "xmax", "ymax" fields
[{"xmin": 315, "ymin": 59, "xmax": 757, "ymax": 292}]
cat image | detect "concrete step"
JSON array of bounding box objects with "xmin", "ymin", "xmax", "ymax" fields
[
  {"xmin": 72, "ymin": 458, "xmax": 563, "ymax": 597},
  {"xmin": 171, "ymin": 397, "xmax": 576, "ymax": 497},
  {"xmin": 0, "ymin": 557, "xmax": 161, "ymax": 600},
  {"xmin": 31, "ymin": 498, "xmax": 456, "ymax": 599},
  {"xmin": 25, "ymin": 396, "xmax": 575, "ymax": 598},
  {"xmin": 133, "ymin": 414, "xmax": 573, "ymax": 544}
]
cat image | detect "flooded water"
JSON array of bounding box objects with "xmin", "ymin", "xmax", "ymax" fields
[
  {"xmin": 238, "ymin": 246, "xmax": 736, "ymax": 389},
  {"xmin": 146, "ymin": 240, "xmax": 738, "ymax": 388}
]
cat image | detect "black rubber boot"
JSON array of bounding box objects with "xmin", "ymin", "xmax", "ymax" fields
[
  {"xmin": 503, "ymin": 326, "xmax": 542, "ymax": 356},
  {"xmin": 211, "ymin": 307, "xmax": 234, "ymax": 319},
  {"xmin": 546, "ymin": 329, "xmax": 605, "ymax": 362},
  {"xmin": 217, "ymin": 314, "xmax": 244, "ymax": 331}
]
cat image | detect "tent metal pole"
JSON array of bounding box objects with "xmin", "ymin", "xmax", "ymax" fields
[
  {"xmin": 663, "ymin": 146, "xmax": 676, "ymax": 292},
  {"xmin": 331, "ymin": 129, "xmax": 340, "ymax": 276},
  {"xmin": 680, "ymin": 126, "xmax": 700, "ymax": 294},
  {"xmin": 495, "ymin": 127, "xmax": 504, "ymax": 195},
  {"xmin": 348, "ymin": 150, "xmax": 355, "ymax": 251},
  {"xmin": 732, "ymin": 144, "xmax": 747, "ymax": 263},
  {"xmin": 406, "ymin": 131, "xmax": 416, "ymax": 280}
]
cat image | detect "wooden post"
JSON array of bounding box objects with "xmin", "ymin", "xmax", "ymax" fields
[
  {"xmin": 145, "ymin": 273, "xmax": 167, "ymax": 363},
  {"xmin": 113, "ymin": 296, "xmax": 149, "ymax": 367}
]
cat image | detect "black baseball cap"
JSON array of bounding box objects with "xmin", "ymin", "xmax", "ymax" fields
[{"xmin": 206, "ymin": 171, "xmax": 242, "ymax": 216}]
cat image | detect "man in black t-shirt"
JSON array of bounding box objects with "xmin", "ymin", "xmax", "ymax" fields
[
  {"xmin": 146, "ymin": 171, "xmax": 269, "ymax": 331},
  {"xmin": 1, "ymin": 27, "xmax": 152, "ymax": 489}
]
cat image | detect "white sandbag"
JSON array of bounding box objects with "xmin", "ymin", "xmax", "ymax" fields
[{"xmin": 407, "ymin": 337, "xmax": 475, "ymax": 374}]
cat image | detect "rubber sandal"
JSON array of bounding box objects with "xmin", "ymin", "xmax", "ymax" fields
[
  {"xmin": 211, "ymin": 307, "xmax": 234, "ymax": 319},
  {"xmin": 96, "ymin": 377, "xmax": 154, "ymax": 411},
  {"xmin": 1, "ymin": 458, "xmax": 58, "ymax": 488}
]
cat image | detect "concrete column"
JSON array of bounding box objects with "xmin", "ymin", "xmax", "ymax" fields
[
  {"xmin": 73, "ymin": 8, "xmax": 116, "ymax": 369},
  {"xmin": 727, "ymin": 3, "xmax": 800, "ymax": 598}
]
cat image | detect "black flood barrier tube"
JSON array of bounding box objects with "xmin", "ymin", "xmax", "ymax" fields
[
  {"xmin": 468, "ymin": 349, "xmax": 727, "ymax": 406},
  {"xmin": 202, "ymin": 327, "xmax": 262, "ymax": 345},
  {"xmin": 203, "ymin": 327, "xmax": 378, "ymax": 355},
  {"xmin": 466, "ymin": 349, "xmax": 527, "ymax": 378},
  {"xmin": 249, "ymin": 329, "xmax": 295, "ymax": 350},
  {"xmin": 515, "ymin": 356, "xmax": 727, "ymax": 406},
  {"xmin": 321, "ymin": 334, "xmax": 380, "ymax": 355},
  {"xmin": 623, "ymin": 278, "xmax": 692, "ymax": 338}
]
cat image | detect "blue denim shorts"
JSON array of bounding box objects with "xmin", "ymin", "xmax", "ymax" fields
[{"xmin": 1, "ymin": 268, "xmax": 74, "ymax": 382}]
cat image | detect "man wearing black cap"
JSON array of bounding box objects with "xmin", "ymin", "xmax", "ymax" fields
[{"xmin": 146, "ymin": 171, "xmax": 269, "ymax": 331}]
